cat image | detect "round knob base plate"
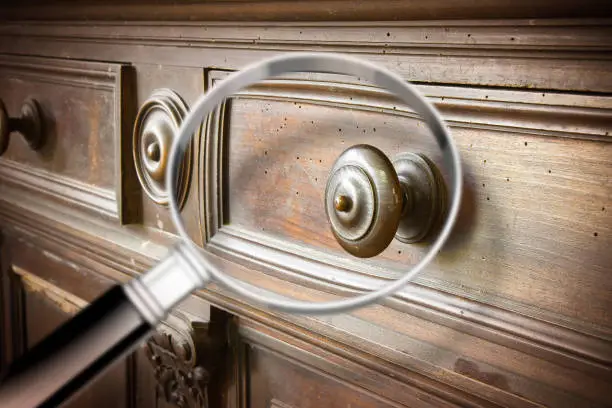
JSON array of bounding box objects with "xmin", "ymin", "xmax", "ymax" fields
[
  {"xmin": 133, "ymin": 89, "xmax": 193, "ymax": 207},
  {"xmin": 325, "ymin": 144, "xmax": 403, "ymax": 258},
  {"xmin": 394, "ymin": 153, "xmax": 447, "ymax": 243},
  {"xmin": 0, "ymin": 101, "xmax": 8, "ymax": 154},
  {"xmin": 20, "ymin": 99, "xmax": 44, "ymax": 151}
]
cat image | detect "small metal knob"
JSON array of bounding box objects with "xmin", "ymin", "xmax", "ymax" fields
[
  {"xmin": 325, "ymin": 144, "xmax": 446, "ymax": 258},
  {"xmin": 0, "ymin": 98, "xmax": 44, "ymax": 156},
  {"xmin": 146, "ymin": 141, "xmax": 161, "ymax": 162},
  {"xmin": 334, "ymin": 195, "xmax": 351, "ymax": 212}
]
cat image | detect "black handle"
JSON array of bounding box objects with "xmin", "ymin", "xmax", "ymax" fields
[
  {"xmin": 0, "ymin": 98, "xmax": 44, "ymax": 155},
  {"xmin": 0, "ymin": 285, "xmax": 153, "ymax": 408}
]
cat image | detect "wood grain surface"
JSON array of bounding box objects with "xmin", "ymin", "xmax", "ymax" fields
[
  {"xmin": 0, "ymin": 12, "xmax": 611, "ymax": 408},
  {"xmin": 205, "ymin": 74, "xmax": 612, "ymax": 338}
]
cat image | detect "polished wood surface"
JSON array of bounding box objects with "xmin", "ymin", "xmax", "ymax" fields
[
  {"xmin": 0, "ymin": 5, "xmax": 611, "ymax": 408},
  {"xmin": 213, "ymin": 87, "xmax": 612, "ymax": 328}
]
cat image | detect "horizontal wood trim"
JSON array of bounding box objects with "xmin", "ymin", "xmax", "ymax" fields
[
  {"xmin": 0, "ymin": 159, "xmax": 119, "ymax": 221},
  {"xmin": 1, "ymin": 1, "xmax": 611, "ymax": 21},
  {"xmin": 0, "ymin": 54, "xmax": 122, "ymax": 90},
  {"xmin": 237, "ymin": 78, "xmax": 612, "ymax": 141},
  {"xmin": 9, "ymin": 237, "xmax": 116, "ymax": 304},
  {"xmin": 2, "ymin": 20, "xmax": 612, "ymax": 51},
  {"xmin": 13, "ymin": 265, "xmax": 88, "ymax": 314},
  {"xmin": 212, "ymin": 228, "xmax": 612, "ymax": 367},
  {"xmin": 0, "ymin": 21, "xmax": 611, "ymax": 92}
]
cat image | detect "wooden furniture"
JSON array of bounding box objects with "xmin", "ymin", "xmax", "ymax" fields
[{"xmin": 0, "ymin": 2, "xmax": 611, "ymax": 407}]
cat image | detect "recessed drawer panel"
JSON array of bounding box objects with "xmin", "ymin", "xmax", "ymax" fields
[
  {"xmin": 202, "ymin": 70, "xmax": 612, "ymax": 368},
  {"xmin": 0, "ymin": 55, "xmax": 135, "ymax": 222}
]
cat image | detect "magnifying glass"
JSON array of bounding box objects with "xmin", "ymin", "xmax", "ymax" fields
[{"xmin": 0, "ymin": 53, "xmax": 462, "ymax": 407}]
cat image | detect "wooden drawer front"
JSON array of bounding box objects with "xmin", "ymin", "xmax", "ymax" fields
[
  {"xmin": 204, "ymin": 70, "xmax": 612, "ymax": 335},
  {"xmin": 203, "ymin": 70, "xmax": 612, "ymax": 405},
  {"xmin": 0, "ymin": 55, "xmax": 135, "ymax": 223}
]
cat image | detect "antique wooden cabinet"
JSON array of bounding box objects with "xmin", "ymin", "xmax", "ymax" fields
[{"xmin": 0, "ymin": 2, "xmax": 611, "ymax": 407}]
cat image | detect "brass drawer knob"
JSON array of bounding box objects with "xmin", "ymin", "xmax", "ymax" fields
[
  {"xmin": 325, "ymin": 144, "xmax": 447, "ymax": 258},
  {"xmin": 133, "ymin": 89, "xmax": 193, "ymax": 207},
  {"xmin": 0, "ymin": 98, "xmax": 44, "ymax": 155}
]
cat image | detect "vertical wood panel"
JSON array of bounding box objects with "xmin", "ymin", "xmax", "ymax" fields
[{"xmin": 134, "ymin": 348, "xmax": 158, "ymax": 408}]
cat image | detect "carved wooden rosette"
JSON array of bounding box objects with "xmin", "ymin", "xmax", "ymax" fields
[
  {"xmin": 132, "ymin": 88, "xmax": 193, "ymax": 208},
  {"xmin": 144, "ymin": 310, "xmax": 229, "ymax": 408}
]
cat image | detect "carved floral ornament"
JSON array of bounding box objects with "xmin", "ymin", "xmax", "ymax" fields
[
  {"xmin": 133, "ymin": 88, "xmax": 194, "ymax": 208},
  {"xmin": 144, "ymin": 311, "xmax": 228, "ymax": 408}
]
